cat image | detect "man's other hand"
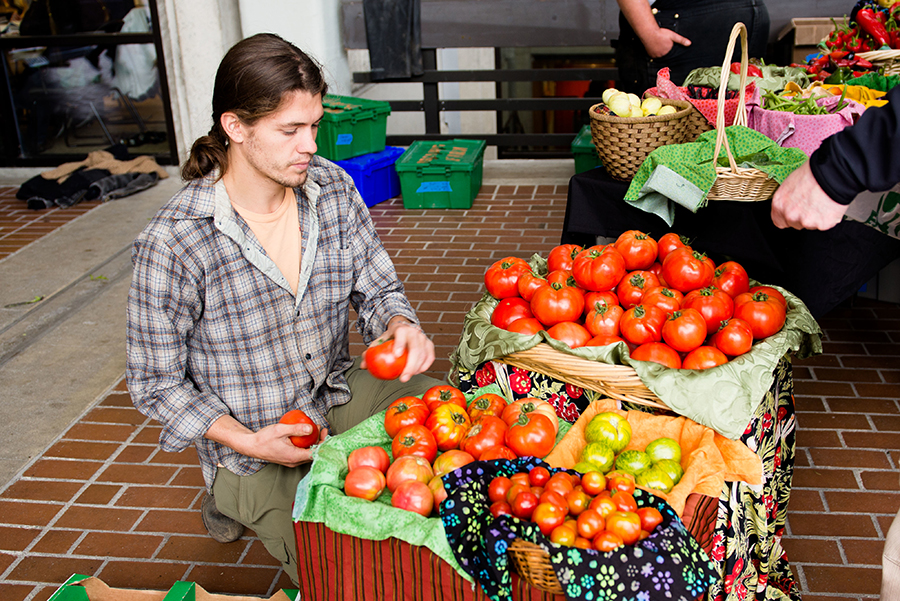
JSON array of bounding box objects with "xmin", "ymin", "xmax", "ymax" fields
[{"xmin": 771, "ymin": 161, "xmax": 848, "ymax": 231}]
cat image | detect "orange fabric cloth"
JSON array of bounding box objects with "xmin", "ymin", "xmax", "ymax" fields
[{"xmin": 544, "ymin": 399, "xmax": 762, "ymax": 516}]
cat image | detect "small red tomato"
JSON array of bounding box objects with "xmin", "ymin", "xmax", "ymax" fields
[
  {"xmin": 711, "ymin": 317, "xmax": 754, "ymax": 357},
  {"xmin": 682, "ymin": 346, "xmax": 729, "ymax": 370},
  {"xmin": 546, "ymin": 321, "xmax": 592, "ymax": 348},
  {"xmin": 490, "ymin": 500, "xmax": 513, "ymax": 518},
  {"xmin": 615, "ymin": 230, "xmax": 659, "ymax": 271},
  {"xmin": 610, "ymin": 491, "xmax": 638, "ymax": 513},
  {"xmin": 606, "ymin": 511, "xmax": 642, "ymax": 545},
  {"xmin": 348, "ymin": 446, "xmax": 390, "ymax": 474},
  {"xmin": 656, "ymin": 232, "xmax": 690, "ymax": 263},
  {"xmin": 733, "ymin": 292, "xmax": 787, "ymax": 340},
  {"xmin": 593, "ymin": 530, "xmax": 624, "ymax": 552},
  {"xmin": 662, "ymin": 308, "xmax": 707, "ymax": 353},
  {"xmin": 576, "ymin": 508, "xmax": 606, "ymax": 539},
  {"xmin": 391, "ymin": 480, "xmax": 434, "ymax": 516},
  {"xmin": 532, "ymin": 501, "xmax": 568, "ymax": 535},
  {"xmin": 713, "ymin": 261, "xmax": 750, "ymax": 298},
  {"xmin": 488, "ymin": 476, "xmax": 513, "ymax": 504},
  {"xmin": 344, "ymin": 466, "xmax": 387, "ymax": 501},
  {"xmin": 637, "ymin": 506, "xmax": 664, "ymax": 533},
  {"xmin": 548, "ymin": 243, "xmax": 584, "ymax": 273},
  {"xmin": 279, "ymin": 409, "xmax": 319, "ymax": 448},
  {"xmin": 630, "ymin": 342, "xmax": 682, "ymax": 369},
  {"xmin": 683, "ymin": 286, "xmax": 735, "ymax": 337},
  {"xmin": 528, "ymin": 466, "xmax": 551, "ymax": 487},
  {"xmin": 364, "ymin": 339, "xmax": 408, "ymax": 380},
  {"xmin": 484, "ymin": 256, "xmax": 531, "ymax": 299},
  {"xmin": 491, "ymin": 297, "xmax": 534, "ymax": 330},
  {"xmin": 579, "ymin": 471, "xmax": 607, "ymax": 496},
  {"xmin": 510, "ymin": 490, "xmax": 539, "ymax": 519}
]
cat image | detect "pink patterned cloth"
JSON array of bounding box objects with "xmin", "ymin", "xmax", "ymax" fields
[
  {"xmin": 745, "ymin": 88, "xmax": 866, "ymax": 156},
  {"xmin": 647, "ymin": 67, "xmax": 756, "ymax": 128}
]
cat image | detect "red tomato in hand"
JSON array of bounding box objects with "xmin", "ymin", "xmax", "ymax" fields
[
  {"xmin": 392, "ymin": 424, "xmax": 438, "ymax": 464},
  {"xmin": 584, "ymin": 301, "xmax": 623, "ymax": 338},
  {"xmin": 656, "ymin": 232, "xmax": 690, "ymax": 263},
  {"xmin": 572, "ymin": 245, "xmax": 627, "ymax": 292},
  {"xmin": 548, "ymin": 243, "xmax": 584, "ymax": 272},
  {"xmin": 661, "ymin": 247, "xmax": 715, "ymax": 293},
  {"xmin": 683, "ymin": 346, "xmax": 728, "ymax": 370},
  {"xmin": 683, "ymin": 286, "xmax": 735, "ymax": 336},
  {"xmin": 630, "ymin": 342, "xmax": 682, "ymax": 369},
  {"xmin": 619, "ymin": 304, "xmax": 667, "ymax": 345},
  {"xmin": 616, "ymin": 270, "xmax": 661, "ymax": 309},
  {"xmin": 546, "ymin": 321, "xmax": 592, "ymax": 348},
  {"xmin": 641, "ymin": 286, "xmax": 683, "ymax": 316},
  {"xmin": 468, "ymin": 393, "xmax": 508, "ymax": 422},
  {"xmin": 615, "ymin": 230, "xmax": 659, "ymax": 271},
  {"xmin": 344, "ymin": 466, "xmax": 386, "ymax": 501},
  {"xmin": 391, "ymin": 480, "xmax": 434, "ymax": 516},
  {"xmin": 733, "ymin": 292, "xmax": 787, "ymax": 340},
  {"xmin": 484, "ymin": 256, "xmax": 531, "ymax": 299},
  {"xmin": 364, "ymin": 339, "xmax": 408, "ymax": 380},
  {"xmin": 425, "ymin": 403, "xmax": 472, "ymax": 451},
  {"xmin": 505, "ymin": 413, "xmax": 557, "ymax": 458},
  {"xmin": 280, "ymin": 409, "xmax": 320, "ymax": 448},
  {"xmin": 384, "ymin": 396, "xmax": 430, "ymax": 438},
  {"xmin": 711, "ymin": 317, "xmax": 754, "ymax": 357},
  {"xmin": 662, "ymin": 308, "xmax": 707, "ymax": 353},
  {"xmin": 348, "ymin": 445, "xmax": 391, "ymax": 474},
  {"xmin": 491, "ymin": 297, "xmax": 534, "ymax": 330},
  {"xmin": 459, "ymin": 415, "xmax": 508, "ymax": 460},
  {"xmin": 530, "ymin": 282, "xmax": 585, "ymax": 326},
  {"xmin": 713, "ymin": 261, "xmax": 750, "ymax": 298},
  {"xmin": 422, "ymin": 385, "xmax": 467, "ymax": 412}
]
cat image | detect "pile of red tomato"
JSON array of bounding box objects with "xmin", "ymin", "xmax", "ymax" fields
[
  {"xmin": 489, "ymin": 465, "xmax": 664, "ymax": 551},
  {"xmin": 485, "ymin": 231, "xmax": 789, "ymax": 370},
  {"xmin": 343, "ymin": 385, "xmax": 564, "ymax": 516}
]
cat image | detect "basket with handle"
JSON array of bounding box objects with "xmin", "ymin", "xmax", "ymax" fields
[
  {"xmin": 706, "ymin": 22, "xmax": 779, "ymax": 202},
  {"xmin": 856, "ymin": 48, "xmax": 900, "ymax": 76}
]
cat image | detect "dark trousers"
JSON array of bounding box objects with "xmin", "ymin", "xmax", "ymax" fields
[{"xmin": 615, "ymin": 0, "xmax": 770, "ymax": 95}]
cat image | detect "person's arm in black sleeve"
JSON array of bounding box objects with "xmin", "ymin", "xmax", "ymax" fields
[{"xmin": 771, "ymin": 85, "xmax": 900, "ymax": 230}]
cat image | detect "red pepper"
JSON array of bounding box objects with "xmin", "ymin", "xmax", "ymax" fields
[
  {"xmin": 847, "ymin": 34, "xmax": 863, "ymax": 53},
  {"xmin": 857, "ymin": 8, "xmax": 891, "ymax": 48},
  {"xmin": 729, "ymin": 62, "xmax": 763, "ymax": 77},
  {"xmin": 855, "ymin": 58, "xmax": 874, "ymax": 69},
  {"xmin": 892, "ymin": 30, "xmax": 900, "ymax": 49}
]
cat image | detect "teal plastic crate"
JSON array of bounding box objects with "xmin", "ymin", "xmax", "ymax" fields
[
  {"xmin": 572, "ymin": 124, "xmax": 601, "ymax": 173},
  {"xmin": 395, "ymin": 139, "xmax": 486, "ymax": 209},
  {"xmin": 317, "ymin": 95, "xmax": 391, "ymax": 161}
]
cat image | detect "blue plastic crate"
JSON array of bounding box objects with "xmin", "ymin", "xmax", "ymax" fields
[{"xmin": 334, "ymin": 146, "xmax": 405, "ymax": 207}]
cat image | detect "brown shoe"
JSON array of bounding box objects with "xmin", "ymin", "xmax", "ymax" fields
[{"xmin": 201, "ymin": 493, "xmax": 244, "ymax": 543}]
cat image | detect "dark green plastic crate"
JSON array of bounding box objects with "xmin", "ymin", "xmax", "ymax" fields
[
  {"xmin": 395, "ymin": 139, "xmax": 486, "ymax": 209},
  {"xmin": 317, "ymin": 95, "xmax": 391, "ymax": 161},
  {"xmin": 571, "ymin": 124, "xmax": 601, "ymax": 173}
]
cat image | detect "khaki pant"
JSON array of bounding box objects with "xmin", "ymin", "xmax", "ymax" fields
[
  {"xmin": 883, "ymin": 504, "xmax": 900, "ymax": 600},
  {"xmin": 212, "ymin": 360, "xmax": 442, "ymax": 584}
]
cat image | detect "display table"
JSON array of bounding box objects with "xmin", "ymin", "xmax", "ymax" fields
[{"xmin": 562, "ymin": 166, "xmax": 900, "ymax": 318}]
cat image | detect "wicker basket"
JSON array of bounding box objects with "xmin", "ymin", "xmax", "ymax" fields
[
  {"xmin": 857, "ymin": 48, "xmax": 900, "ymax": 76},
  {"xmin": 589, "ymin": 98, "xmax": 693, "ymax": 181},
  {"xmin": 684, "ymin": 105, "xmax": 714, "ymax": 142},
  {"xmin": 508, "ymin": 539, "xmax": 565, "ymax": 595},
  {"xmin": 706, "ymin": 23, "xmax": 779, "ymax": 202}
]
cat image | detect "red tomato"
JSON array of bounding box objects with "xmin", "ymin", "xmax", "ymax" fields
[
  {"xmin": 511, "ymin": 490, "xmax": 540, "ymax": 519},
  {"xmin": 683, "ymin": 286, "xmax": 735, "ymax": 336},
  {"xmin": 501, "ymin": 398, "xmax": 559, "ymax": 434},
  {"xmin": 459, "ymin": 415, "xmax": 508, "ymax": 460},
  {"xmin": 619, "ymin": 304, "xmax": 667, "ymax": 345},
  {"xmin": 432, "ymin": 449, "xmax": 475, "ymax": 477},
  {"xmin": 507, "ymin": 482, "xmax": 531, "ymax": 504},
  {"xmin": 630, "ymin": 342, "xmax": 682, "ymax": 369},
  {"xmin": 576, "ymin": 508, "xmax": 606, "ymax": 539},
  {"xmin": 641, "ymin": 286, "xmax": 683, "ymax": 316},
  {"xmin": 517, "ymin": 270, "xmax": 549, "ymax": 302},
  {"xmin": 505, "ymin": 413, "xmax": 557, "ymax": 458},
  {"xmin": 344, "ymin": 466, "xmax": 387, "ymax": 501},
  {"xmin": 580, "ymin": 471, "xmax": 607, "ymax": 496},
  {"xmin": 616, "ymin": 270, "xmax": 661, "ymax": 309},
  {"xmin": 713, "ymin": 261, "xmax": 750, "ymax": 298},
  {"xmin": 391, "ymin": 424, "xmax": 438, "ymax": 464},
  {"xmin": 606, "ymin": 511, "xmax": 642, "ymax": 545},
  {"xmin": 572, "ymin": 245, "xmax": 627, "ymax": 292},
  {"xmin": 468, "ymin": 393, "xmax": 508, "ymax": 422},
  {"xmin": 532, "ymin": 501, "xmax": 568, "ymax": 535},
  {"xmin": 637, "ymin": 507, "xmax": 664, "ymax": 533},
  {"xmin": 484, "ymin": 256, "xmax": 531, "ymax": 299},
  {"xmin": 425, "ymin": 403, "xmax": 472, "ymax": 451},
  {"xmin": 506, "ymin": 317, "xmax": 545, "ymax": 335},
  {"xmin": 733, "ymin": 292, "xmax": 787, "ymax": 340},
  {"xmin": 490, "ymin": 500, "xmax": 513, "ymax": 518},
  {"xmin": 548, "ymin": 244, "xmax": 584, "ymax": 272},
  {"xmin": 510, "ymin": 473, "xmax": 531, "ymax": 488},
  {"xmin": 529, "ymin": 466, "xmax": 551, "ymax": 487},
  {"xmin": 491, "ymin": 297, "xmax": 534, "ymax": 330},
  {"xmin": 615, "ymin": 230, "xmax": 659, "ymax": 271},
  {"xmin": 589, "ymin": 495, "xmax": 618, "ymax": 518},
  {"xmin": 489, "ymin": 477, "xmax": 513, "ymax": 503},
  {"xmin": 662, "ymin": 308, "xmax": 707, "ymax": 353},
  {"xmin": 593, "ymin": 530, "xmax": 624, "ymax": 552},
  {"xmin": 384, "ymin": 396, "xmax": 430, "ymax": 439},
  {"xmin": 348, "ymin": 446, "xmax": 391, "ymax": 474},
  {"xmin": 683, "ymin": 346, "xmax": 729, "ymax": 370},
  {"xmin": 547, "ymin": 269, "xmax": 583, "ymax": 293},
  {"xmin": 544, "ymin": 473, "xmax": 575, "ymax": 497},
  {"xmin": 584, "ymin": 301, "xmax": 624, "ymax": 338},
  {"xmin": 606, "ymin": 472, "xmax": 636, "ymax": 494},
  {"xmin": 585, "ymin": 334, "xmax": 627, "ymax": 348},
  {"xmin": 656, "ymin": 232, "xmax": 690, "ymax": 263},
  {"xmin": 583, "ymin": 291, "xmax": 619, "ymax": 316},
  {"xmin": 661, "ymin": 247, "xmax": 715, "ymax": 293},
  {"xmin": 566, "ymin": 489, "xmax": 591, "ymax": 516},
  {"xmin": 391, "ymin": 480, "xmax": 434, "ymax": 516},
  {"xmin": 428, "ymin": 475, "xmax": 448, "ymax": 506},
  {"xmin": 550, "ymin": 524, "xmax": 577, "ymax": 546},
  {"xmin": 530, "ymin": 282, "xmax": 585, "ymax": 327},
  {"xmin": 546, "ymin": 321, "xmax": 592, "ymax": 348},
  {"xmin": 749, "ymin": 285, "xmax": 788, "ymax": 310},
  {"xmin": 279, "ymin": 409, "xmax": 319, "ymax": 448},
  {"xmin": 480, "ymin": 445, "xmax": 518, "ymax": 461},
  {"xmin": 364, "ymin": 339, "xmax": 408, "ymax": 380},
  {"xmin": 711, "ymin": 317, "xmax": 754, "ymax": 357},
  {"xmin": 385, "ymin": 455, "xmax": 434, "ymax": 493},
  {"xmin": 647, "ymin": 261, "xmax": 665, "ymax": 284},
  {"xmin": 610, "ymin": 491, "xmax": 638, "ymax": 513},
  {"xmin": 422, "ymin": 385, "xmax": 467, "ymax": 412}
]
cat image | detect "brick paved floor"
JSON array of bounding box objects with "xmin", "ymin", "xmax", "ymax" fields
[{"xmin": 0, "ymin": 183, "xmax": 897, "ymax": 600}]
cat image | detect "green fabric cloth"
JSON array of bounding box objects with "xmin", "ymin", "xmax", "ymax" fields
[
  {"xmin": 681, "ymin": 65, "xmax": 810, "ymax": 94},
  {"xmin": 291, "ymin": 383, "xmax": 571, "ymax": 582},
  {"xmin": 623, "ymin": 125, "xmax": 808, "ymax": 226},
  {"xmin": 846, "ymin": 72, "xmax": 900, "ymax": 92},
  {"xmin": 449, "ymin": 256, "xmax": 822, "ymax": 441}
]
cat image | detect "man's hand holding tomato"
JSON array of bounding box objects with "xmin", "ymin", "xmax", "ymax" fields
[
  {"xmin": 204, "ymin": 413, "xmax": 329, "ymax": 468},
  {"xmin": 362, "ymin": 315, "xmax": 436, "ymax": 382}
]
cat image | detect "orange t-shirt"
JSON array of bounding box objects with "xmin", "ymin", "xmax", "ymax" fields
[{"xmin": 232, "ymin": 190, "xmax": 301, "ymax": 294}]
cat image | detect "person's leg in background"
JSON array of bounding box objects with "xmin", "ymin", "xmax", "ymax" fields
[{"xmin": 883, "ymin": 504, "xmax": 900, "ymax": 599}]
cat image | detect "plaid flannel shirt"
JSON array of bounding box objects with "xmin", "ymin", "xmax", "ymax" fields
[{"xmin": 125, "ymin": 156, "xmax": 418, "ymax": 489}]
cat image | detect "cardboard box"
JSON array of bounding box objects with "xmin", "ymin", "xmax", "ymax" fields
[
  {"xmin": 777, "ymin": 17, "xmax": 839, "ymax": 64},
  {"xmin": 48, "ymin": 574, "xmax": 299, "ymax": 601},
  {"xmin": 335, "ymin": 146, "xmax": 405, "ymax": 207},
  {"xmin": 395, "ymin": 139, "xmax": 486, "ymax": 209}
]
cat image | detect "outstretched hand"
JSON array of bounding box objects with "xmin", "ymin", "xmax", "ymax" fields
[
  {"xmin": 361, "ymin": 316, "xmax": 435, "ymax": 382},
  {"xmin": 771, "ymin": 161, "xmax": 848, "ymax": 231}
]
